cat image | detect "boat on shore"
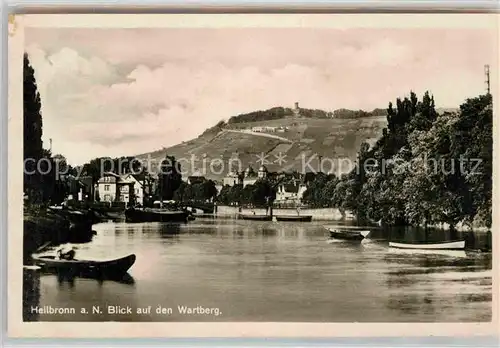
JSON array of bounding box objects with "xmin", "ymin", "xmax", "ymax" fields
[
  {"xmin": 327, "ymin": 227, "xmax": 371, "ymax": 241},
  {"xmin": 389, "ymin": 240, "xmax": 466, "ymax": 250},
  {"xmin": 238, "ymin": 214, "xmax": 273, "ymax": 221},
  {"xmin": 31, "ymin": 253, "xmax": 136, "ymax": 277},
  {"xmin": 125, "ymin": 208, "xmax": 189, "ymax": 223},
  {"xmin": 275, "ymin": 215, "xmax": 312, "ymax": 222}
]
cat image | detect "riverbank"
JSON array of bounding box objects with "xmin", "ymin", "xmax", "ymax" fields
[
  {"xmin": 215, "ymin": 206, "xmax": 345, "ymax": 221},
  {"xmin": 23, "ymin": 206, "xmax": 109, "ymax": 262}
]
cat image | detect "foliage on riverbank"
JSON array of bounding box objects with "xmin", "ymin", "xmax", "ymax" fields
[
  {"xmin": 173, "ymin": 180, "xmax": 218, "ymax": 202},
  {"xmin": 303, "ymin": 92, "xmax": 492, "ymax": 229},
  {"xmin": 23, "ymin": 206, "xmax": 98, "ymax": 261},
  {"xmin": 217, "ymin": 180, "xmax": 277, "ymax": 208}
]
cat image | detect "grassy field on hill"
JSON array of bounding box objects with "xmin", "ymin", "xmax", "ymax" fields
[{"xmin": 136, "ymin": 116, "xmax": 387, "ymax": 180}]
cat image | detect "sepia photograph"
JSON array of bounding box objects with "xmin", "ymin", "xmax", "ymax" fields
[{"xmin": 7, "ymin": 13, "xmax": 498, "ymax": 338}]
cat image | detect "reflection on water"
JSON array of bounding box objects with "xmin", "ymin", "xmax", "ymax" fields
[
  {"xmin": 23, "ymin": 268, "xmax": 40, "ymax": 321},
  {"xmin": 23, "ymin": 220, "xmax": 492, "ymax": 322},
  {"xmin": 382, "ymin": 246, "xmax": 492, "ymax": 322},
  {"xmin": 54, "ymin": 271, "xmax": 136, "ymax": 287}
]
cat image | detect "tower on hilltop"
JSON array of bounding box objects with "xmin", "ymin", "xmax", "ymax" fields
[{"xmin": 293, "ymin": 102, "xmax": 301, "ymax": 117}]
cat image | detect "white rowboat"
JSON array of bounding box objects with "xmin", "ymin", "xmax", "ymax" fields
[
  {"xmin": 388, "ymin": 248, "xmax": 467, "ymax": 258},
  {"xmin": 389, "ymin": 240, "xmax": 465, "ymax": 250}
]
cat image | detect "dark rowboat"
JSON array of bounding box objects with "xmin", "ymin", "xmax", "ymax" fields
[
  {"xmin": 275, "ymin": 215, "xmax": 312, "ymax": 222},
  {"xmin": 238, "ymin": 214, "xmax": 273, "ymax": 221},
  {"xmin": 327, "ymin": 228, "xmax": 370, "ymax": 241},
  {"xmin": 125, "ymin": 208, "xmax": 189, "ymax": 223},
  {"xmin": 32, "ymin": 253, "xmax": 136, "ymax": 277}
]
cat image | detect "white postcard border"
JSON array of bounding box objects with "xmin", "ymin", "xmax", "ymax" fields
[{"xmin": 7, "ymin": 13, "xmax": 500, "ymax": 338}]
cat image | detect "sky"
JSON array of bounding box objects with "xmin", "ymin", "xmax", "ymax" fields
[{"xmin": 25, "ymin": 27, "xmax": 496, "ymax": 165}]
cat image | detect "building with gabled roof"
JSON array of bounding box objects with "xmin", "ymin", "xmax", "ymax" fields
[{"xmin": 97, "ymin": 172, "xmax": 146, "ymax": 206}]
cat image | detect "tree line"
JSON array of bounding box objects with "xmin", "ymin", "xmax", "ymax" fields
[
  {"xmin": 216, "ymin": 180, "xmax": 276, "ymax": 207},
  {"xmin": 332, "ymin": 108, "xmax": 387, "ymax": 119},
  {"xmin": 302, "ymin": 91, "xmax": 492, "ymax": 229},
  {"xmin": 221, "ymin": 106, "xmax": 387, "ymax": 125}
]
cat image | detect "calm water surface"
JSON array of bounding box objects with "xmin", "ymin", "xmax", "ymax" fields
[{"xmin": 23, "ymin": 219, "xmax": 492, "ymax": 322}]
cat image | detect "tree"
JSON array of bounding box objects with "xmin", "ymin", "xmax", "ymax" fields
[
  {"xmin": 330, "ymin": 90, "xmax": 492, "ymax": 229},
  {"xmin": 302, "ymin": 172, "xmax": 329, "ymax": 207},
  {"xmin": 410, "ymin": 91, "xmax": 437, "ymax": 132},
  {"xmin": 251, "ymin": 179, "xmax": 276, "ymax": 207},
  {"xmin": 158, "ymin": 155, "xmax": 182, "ymax": 200},
  {"xmin": 229, "ymin": 184, "xmax": 243, "ymax": 205},
  {"xmin": 339, "ymin": 141, "xmax": 372, "ymax": 219},
  {"xmin": 173, "ymin": 182, "xmax": 188, "ymax": 202},
  {"xmin": 216, "ymin": 184, "xmax": 244, "ymax": 206},
  {"xmin": 450, "ymin": 94, "xmax": 492, "ymax": 227},
  {"xmin": 201, "ymin": 180, "xmax": 218, "ymax": 202},
  {"xmin": 216, "ymin": 185, "xmax": 231, "ymax": 205},
  {"xmin": 23, "ymin": 54, "xmax": 44, "ymax": 201},
  {"xmin": 83, "ymin": 158, "xmax": 108, "ymax": 185},
  {"xmin": 241, "ymin": 184, "xmax": 255, "ymax": 205}
]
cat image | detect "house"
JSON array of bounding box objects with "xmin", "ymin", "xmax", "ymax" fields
[
  {"xmin": 251, "ymin": 126, "xmax": 264, "ymax": 132},
  {"xmin": 214, "ymin": 181, "xmax": 224, "ymax": 195},
  {"xmin": 120, "ymin": 173, "xmax": 145, "ymax": 206},
  {"xmin": 96, "ymin": 172, "xmax": 146, "ymax": 206},
  {"xmin": 223, "ymin": 171, "xmax": 242, "ymax": 187},
  {"xmin": 97, "ymin": 172, "xmax": 119, "ymax": 203},
  {"xmin": 243, "ymin": 165, "xmax": 268, "ymax": 187},
  {"xmin": 222, "ymin": 165, "xmax": 269, "ymax": 188},
  {"xmin": 275, "ymin": 181, "xmax": 307, "ymax": 204},
  {"xmin": 251, "ymin": 126, "xmax": 278, "ymax": 133}
]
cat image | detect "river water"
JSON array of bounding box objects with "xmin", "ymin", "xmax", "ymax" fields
[{"xmin": 23, "ymin": 219, "xmax": 492, "ymax": 322}]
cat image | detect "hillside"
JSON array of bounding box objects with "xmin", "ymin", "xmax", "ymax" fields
[{"xmin": 136, "ymin": 114, "xmax": 388, "ymax": 181}]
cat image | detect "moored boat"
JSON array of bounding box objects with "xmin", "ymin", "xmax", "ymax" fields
[
  {"xmin": 389, "ymin": 240, "xmax": 465, "ymax": 250},
  {"xmin": 125, "ymin": 208, "xmax": 189, "ymax": 223},
  {"xmin": 275, "ymin": 215, "xmax": 313, "ymax": 222},
  {"xmin": 31, "ymin": 253, "xmax": 136, "ymax": 277},
  {"xmin": 238, "ymin": 214, "xmax": 273, "ymax": 221},
  {"xmin": 388, "ymin": 248, "xmax": 467, "ymax": 258},
  {"xmin": 327, "ymin": 228, "xmax": 371, "ymax": 241}
]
